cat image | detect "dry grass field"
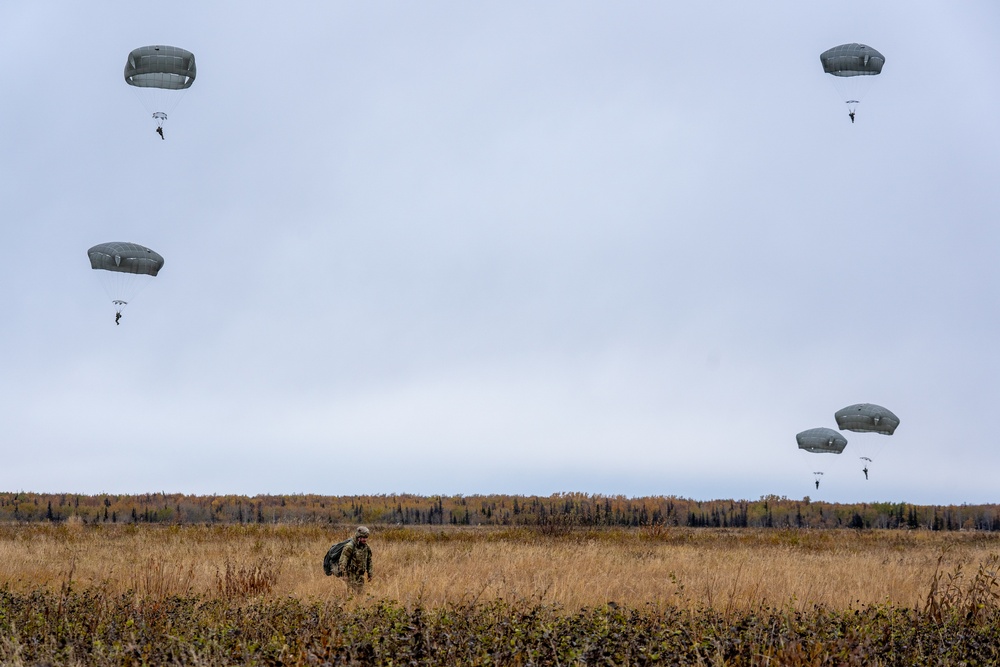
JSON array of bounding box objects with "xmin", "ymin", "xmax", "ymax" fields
[{"xmin": 2, "ymin": 521, "xmax": 997, "ymax": 614}]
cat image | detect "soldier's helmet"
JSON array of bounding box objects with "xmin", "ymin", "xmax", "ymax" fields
[{"xmin": 355, "ymin": 526, "xmax": 370, "ymax": 538}]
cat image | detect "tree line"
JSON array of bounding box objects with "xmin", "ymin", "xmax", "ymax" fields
[{"xmin": 1, "ymin": 492, "xmax": 999, "ymax": 531}]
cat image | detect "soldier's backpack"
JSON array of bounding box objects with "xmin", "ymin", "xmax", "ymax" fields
[{"xmin": 323, "ymin": 538, "xmax": 351, "ymax": 577}]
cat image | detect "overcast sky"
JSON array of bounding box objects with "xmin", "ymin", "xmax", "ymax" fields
[{"xmin": 1, "ymin": 3, "xmax": 998, "ymax": 505}]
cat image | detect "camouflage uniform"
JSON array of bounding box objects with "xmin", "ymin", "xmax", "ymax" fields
[{"xmin": 340, "ymin": 526, "xmax": 372, "ymax": 594}]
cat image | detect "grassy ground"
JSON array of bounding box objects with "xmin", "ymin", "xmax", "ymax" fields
[
  {"xmin": 2, "ymin": 522, "xmax": 998, "ymax": 611},
  {"xmin": 3, "ymin": 523, "xmax": 1000, "ymax": 665}
]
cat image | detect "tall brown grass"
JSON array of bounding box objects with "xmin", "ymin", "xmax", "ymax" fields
[{"xmin": 1, "ymin": 522, "xmax": 997, "ymax": 613}]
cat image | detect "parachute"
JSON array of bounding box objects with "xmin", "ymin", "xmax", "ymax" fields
[
  {"xmin": 834, "ymin": 403, "xmax": 899, "ymax": 435},
  {"xmin": 819, "ymin": 43, "xmax": 884, "ymax": 117},
  {"xmin": 796, "ymin": 427, "xmax": 847, "ymax": 454},
  {"xmin": 835, "ymin": 403, "xmax": 898, "ymax": 472},
  {"xmin": 323, "ymin": 539, "xmax": 351, "ymax": 577},
  {"xmin": 88, "ymin": 242, "xmax": 164, "ymax": 318},
  {"xmin": 797, "ymin": 428, "xmax": 846, "ymax": 489},
  {"xmin": 124, "ymin": 45, "xmax": 196, "ymax": 132}
]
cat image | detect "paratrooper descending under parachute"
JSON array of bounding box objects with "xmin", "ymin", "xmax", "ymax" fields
[
  {"xmin": 124, "ymin": 45, "xmax": 196, "ymax": 139},
  {"xmin": 87, "ymin": 242, "xmax": 164, "ymax": 325},
  {"xmin": 835, "ymin": 403, "xmax": 899, "ymax": 479},
  {"xmin": 796, "ymin": 427, "xmax": 848, "ymax": 489},
  {"xmin": 820, "ymin": 43, "xmax": 885, "ymax": 123}
]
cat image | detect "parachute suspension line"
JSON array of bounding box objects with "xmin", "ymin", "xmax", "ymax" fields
[
  {"xmin": 827, "ymin": 76, "xmax": 876, "ymax": 112},
  {"xmin": 856, "ymin": 437, "xmax": 889, "ymax": 467},
  {"xmin": 154, "ymin": 86, "xmax": 189, "ymax": 124},
  {"xmin": 91, "ymin": 260, "xmax": 156, "ymax": 314},
  {"xmin": 128, "ymin": 86, "xmax": 189, "ymax": 129},
  {"xmin": 114, "ymin": 273, "xmax": 156, "ymax": 312}
]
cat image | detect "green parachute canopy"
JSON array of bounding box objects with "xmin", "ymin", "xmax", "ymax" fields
[
  {"xmin": 88, "ymin": 242, "xmax": 164, "ymax": 312},
  {"xmin": 124, "ymin": 45, "xmax": 196, "ymax": 128},
  {"xmin": 820, "ymin": 43, "xmax": 885, "ymax": 77},
  {"xmin": 796, "ymin": 427, "xmax": 847, "ymax": 454},
  {"xmin": 88, "ymin": 242, "xmax": 164, "ymax": 276},
  {"xmin": 835, "ymin": 403, "xmax": 899, "ymax": 435}
]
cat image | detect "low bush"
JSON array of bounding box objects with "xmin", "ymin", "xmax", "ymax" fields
[{"xmin": 0, "ymin": 582, "xmax": 998, "ymax": 666}]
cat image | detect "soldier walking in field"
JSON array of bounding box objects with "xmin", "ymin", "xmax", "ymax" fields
[{"xmin": 339, "ymin": 526, "xmax": 372, "ymax": 594}]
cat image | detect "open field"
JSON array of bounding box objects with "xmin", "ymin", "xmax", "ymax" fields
[
  {"xmin": 2, "ymin": 522, "xmax": 999, "ymax": 611},
  {"xmin": 2, "ymin": 523, "xmax": 1000, "ymax": 665}
]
